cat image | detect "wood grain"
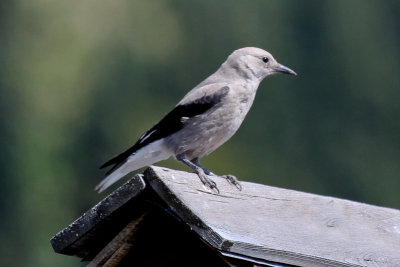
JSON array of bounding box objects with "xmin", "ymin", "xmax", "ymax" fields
[{"xmin": 145, "ymin": 166, "xmax": 400, "ymax": 267}]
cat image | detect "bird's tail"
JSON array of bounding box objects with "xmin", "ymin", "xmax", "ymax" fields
[
  {"xmin": 95, "ymin": 165, "xmax": 131, "ymax": 193},
  {"xmin": 95, "ymin": 140, "xmax": 172, "ymax": 193}
]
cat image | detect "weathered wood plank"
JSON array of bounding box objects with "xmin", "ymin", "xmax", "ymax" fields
[
  {"xmin": 50, "ymin": 174, "xmax": 146, "ymax": 258},
  {"xmin": 145, "ymin": 166, "xmax": 400, "ymax": 267}
]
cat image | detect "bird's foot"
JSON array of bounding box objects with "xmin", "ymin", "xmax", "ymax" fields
[
  {"xmin": 222, "ymin": 174, "xmax": 242, "ymax": 191},
  {"xmin": 197, "ymin": 170, "xmax": 219, "ymax": 194}
]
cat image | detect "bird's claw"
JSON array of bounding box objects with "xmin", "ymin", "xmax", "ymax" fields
[
  {"xmin": 198, "ymin": 172, "xmax": 220, "ymax": 194},
  {"xmin": 222, "ymin": 174, "xmax": 242, "ymax": 191}
]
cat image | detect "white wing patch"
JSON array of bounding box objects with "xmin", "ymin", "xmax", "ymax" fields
[
  {"xmin": 139, "ymin": 129, "xmax": 157, "ymax": 144},
  {"xmin": 180, "ymin": 116, "xmax": 189, "ymax": 123}
]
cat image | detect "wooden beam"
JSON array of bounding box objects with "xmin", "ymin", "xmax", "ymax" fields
[
  {"xmin": 88, "ymin": 212, "xmax": 147, "ymax": 267},
  {"xmin": 145, "ymin": 166, "xmax": 400, "ymax": 267}
]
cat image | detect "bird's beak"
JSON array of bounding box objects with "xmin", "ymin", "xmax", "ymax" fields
[{"xmin": 273, "ymin": 64, "xmax": 297, "ymax": 76}]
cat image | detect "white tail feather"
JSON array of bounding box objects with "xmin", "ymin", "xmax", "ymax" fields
[{"xmin": 95, "ymin": 139, "xmax": 172, "ymax": 193}]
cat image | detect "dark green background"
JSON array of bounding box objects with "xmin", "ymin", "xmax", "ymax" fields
[{"xmin": 1, "ymin": 0, "xmax": 399, "ymax": 266}]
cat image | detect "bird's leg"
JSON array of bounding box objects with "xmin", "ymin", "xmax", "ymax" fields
[
  {"xmin": 191, "ymin": 157, "xmax": 242, "ymax": 191},
  {"xmin": 190, "ymin": 157, "xmax": 214, "ymax": 175},
  {"xmin": 177, "ymin": 154, "xmax": 219, "ymax": 193}
]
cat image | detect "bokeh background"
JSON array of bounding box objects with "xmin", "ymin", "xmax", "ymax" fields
[{"xmin": 1, "ymin": 0, "xmax": 399, "ymax": 266}]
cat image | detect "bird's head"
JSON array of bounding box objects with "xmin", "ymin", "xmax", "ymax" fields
[{"xmin": 225, "ymin": 47, "xmax": 297, "ymax": 81}]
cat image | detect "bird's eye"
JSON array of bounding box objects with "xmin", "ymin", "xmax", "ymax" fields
[{"xmin": 262, "ymin": 57, "xmax": 269, "ymax": 63}]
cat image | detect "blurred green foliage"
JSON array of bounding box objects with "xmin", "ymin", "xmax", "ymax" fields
[{"xmin": 0, "ymin": 0, "xmax": 399, "ymax": 266}]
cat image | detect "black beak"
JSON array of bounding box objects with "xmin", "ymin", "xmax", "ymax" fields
[{"xmin": 273, "ymin": 64, "xmax": 297, "ymax": 76}]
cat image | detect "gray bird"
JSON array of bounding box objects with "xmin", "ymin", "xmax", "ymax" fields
[{"xmin": 96, "ymin": 47, "xmax": 296, "ymax": 193}]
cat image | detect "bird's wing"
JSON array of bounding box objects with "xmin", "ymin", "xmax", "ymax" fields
[{"xmin": 100, "ymin": 84, "xmax": 230, "ymax": 175}]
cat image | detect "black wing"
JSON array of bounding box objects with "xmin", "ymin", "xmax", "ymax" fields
[{"xmin": 100, "ymin": 86, "xmax": 229, "ymax": 174}]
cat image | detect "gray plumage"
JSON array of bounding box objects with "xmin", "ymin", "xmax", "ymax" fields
[{"xmin": 96, "ymin": 47, "xmax": 296, "ymax": 193}]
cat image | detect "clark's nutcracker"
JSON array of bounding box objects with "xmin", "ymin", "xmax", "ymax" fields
[{"xmin": 96, "ymin": 47, "xmax": 296, "ymax": 193}]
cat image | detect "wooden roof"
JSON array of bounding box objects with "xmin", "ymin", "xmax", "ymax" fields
[{"xmin": 51, "ymin": 166, "xmax": 400, "ymax": 267}]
